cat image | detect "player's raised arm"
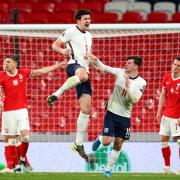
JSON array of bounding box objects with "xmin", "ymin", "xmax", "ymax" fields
[
  {"xmin": 30, "ymin": 60, "xmax": 67, "ymax": 77},
  {"xmin": 88, "ymin": 54, "xmax": 119, "ymax": 75},
  {"xmin": 52, "ymin": 38, "xmax": 70, "ymax": 56}
]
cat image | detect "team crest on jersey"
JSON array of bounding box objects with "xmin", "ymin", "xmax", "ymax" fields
[
  {"xmin": 170, "ymin": 88, "xmax": 174, "ymax": 94},
  {"xmin": 18, "ymin": 74, "xmax": 23, "ymax": 82},
  {"xmin": 104, "ymin": 128, "xmax": 109, "ymax": 133},
  {"xmin": 13, "ymin": 80, "xmax": 18, "ymax": 86},
  {"xmin": 18, "ymin": 74, "xmax": 23, "ymax": 79},
  {"xmin": 176, "ymin": 83, "xmax": 180, "ymax": 91}
]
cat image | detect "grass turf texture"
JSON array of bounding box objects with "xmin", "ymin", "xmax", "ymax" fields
[{"xmin": 0, "ymin": 173, "xmax": 179, "ymax": 180}]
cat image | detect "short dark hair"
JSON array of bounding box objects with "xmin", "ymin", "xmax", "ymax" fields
[
  {"xmin": 5, "ymin": 55, "xmax": 19, "ymax": 63},
  {"xmin": 127, "ymin": 56, "xmax": 142, "ymax": 68},
  {"xmin": 175, "ymin": 56, "xmax": 180, "ymax": 61},
  {"xmin": 75, "ymin": 9, "xmax": 91, "ymax": 20}
]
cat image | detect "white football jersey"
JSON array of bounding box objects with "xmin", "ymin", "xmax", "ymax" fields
[
  {"xmin": 60, "ymin": 26, "xmax": 92, "ymax": 72},
  {"xmin": 102, "ymin": 66, "xmax": 146, "ymax": 118}
]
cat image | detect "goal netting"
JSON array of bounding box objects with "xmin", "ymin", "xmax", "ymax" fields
[{"xmin": 0, "ymin": 24, "xmax": 180, "ymax": 142}]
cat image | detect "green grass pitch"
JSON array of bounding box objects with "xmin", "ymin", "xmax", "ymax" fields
[{"xmin": 0, "ymin": 173, "xmax": 179, "ymax": 180}]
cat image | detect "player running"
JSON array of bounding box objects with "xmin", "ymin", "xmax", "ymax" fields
[{"xmin": 91, "ymin": 55, "xmax": 146, "ymax": 177}]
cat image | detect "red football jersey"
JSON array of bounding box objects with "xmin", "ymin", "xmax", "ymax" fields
[
  {"xmin": 162, "ymin": 73, "xmax": 180, "ymax": 118},
  {"xmin": 0, "ymin": 69, "xmax": 32, "ymax": 111}
]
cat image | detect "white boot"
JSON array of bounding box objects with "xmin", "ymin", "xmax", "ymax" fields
[
  {"xmin": 0, "ymin": 168, "xmax": 14, "ymax": 173},
  {"xmin": 163, "ymin": 167, "xmax": 173, "ymax": 174},
  {"xmin": 175, "ymin": 169, "xmax": 180, "ymax": 175}
]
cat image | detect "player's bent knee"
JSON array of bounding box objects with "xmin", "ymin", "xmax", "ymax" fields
[
  {"xmin": 81, "ymin": 108, "xmax": 91, "ymax": 115},
  {"xmin": 22, "ymin": 135, "xmax": 30, "ymax": 143},
  {"xmin": 79, "ymin": 74, "xmax": 88, "ymax": 82},
  {"xmin": 102, "ymin": 139, "xmax": 111, "ymax": 146}
]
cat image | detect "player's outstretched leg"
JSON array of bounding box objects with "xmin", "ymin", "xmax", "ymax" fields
[
  {"xmin": 47, "ymin": 95, "xmax": 57, "ymax": 107},
  {"xmin": 92, "ymin": 136, "xmax": 101, "ymax": 151},
  {"xmin": 47, "ymin": 76, "xmax": 81, "ymax": 107},
  {"xmin": 71, "ymin": 143, "xmax": 89, "ymax": 162},
  {"xmin": 104, "ymin": 170, "xmax": 112, "ymax": 177}
]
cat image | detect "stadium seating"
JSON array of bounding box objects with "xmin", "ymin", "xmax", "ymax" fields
[
  {"xmin": 92, "ymin": 12, "xmax": 119, "ymax": 23},
  {"xmin": 147, "ymin": 12, "xmax": 168, "ymax": 23},
  {"xmin": 9, "ymin": 3, "xmax": 32, "ymax": 13},
  {"xmin": 31, "ymin": 2, "xmax": 55, "ymax": 13},
  {"xmin": 48, "ymin": 12, "xmax": 74, "ymax": 23},
  {"xmin": 15, "ymin": 0, "xmax": 39, "ymax": 2},
  {"xmin": 112, "ymin": 0, "xmax": 135, "ymax": 2},
  {"xmin": 104, "ymin": 2, "xmax": 129, "ymax": 21},
  {"xmin": 39, "ymin": 0, "xmax": 61, "ymax": 3},
  {"xmin": 27, "ymin": 12, "xmax": 49, "ymax": 23},
  {"xmin": 153, "ymin": 2, "xmax": 176, "ymax": 21},
  {"xmin": 78, "ymin": 2, "xmax": 104, "ymax": 13},
  {"xmin": 127, "ymin": 2, "xmax": 151, "ymax": 21},
  {"xmin": 122, "ymin": 11, "xmax": 143, "ymax": 23},
  {"xmin": 0, "ymin": 3, "xmax": 9, "ymax": 14},
  {"xmin": 172, "ymin": 12, "xmax": 180, "ymax": 22},
  {"xmin": 55, "ymin": 2, "xmax": 78, "ymax": 14},
  {"xmin": 61, "ymin": 0, "xmax": 84, "ymax": 3},
  {"xmin": 1, "ymin": 0, "xmax": 180, "ymax": 24},
  {"xmin": 0, "ymin": 0, "xmax": 16, "ymax": 2}
]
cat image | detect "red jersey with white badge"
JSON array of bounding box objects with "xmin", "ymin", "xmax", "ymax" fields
[
  {"xmin": 0, "ymin": 69, "xmax": 32, "ymax": 111},
  {"xmin": 162, "ymin": 73, "xmax": 180, "ymax": 118}
]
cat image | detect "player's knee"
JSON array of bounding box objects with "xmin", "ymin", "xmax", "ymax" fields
[
  {"xmin": 81, "ymin": 107, "xmax": 91, "ymax": 115},
  {"xmin": 81, "ymin": 101, "xmax": 92, "ymax": 114},
  {"xmin": 102, "ymin": 139, "xmax": 111, "ymax": 146},
  {"xmin": 8, "ymin": 138, "xmax": 16, "ymax": 146},
  {"xmin": 114, "ymin": 142, "xmax": 122, "ymax": 151},
  {"xmin": 79, "ymin": 74, "xmax": 88, "ymax": 82},
  {"xmin": 77, "ymin": 112, "xmax": 89, "ymax": 132},
  {"xmin": 22, "ymin": 135, "xmax": 30, "ymax": 143},
  {"xmin": 161, "ymin": 142, "xmax": 169, "ymax": 148}
]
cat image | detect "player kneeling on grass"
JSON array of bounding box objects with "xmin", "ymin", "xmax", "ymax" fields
[
  {"xmin": 89, "ymin": 55, "xmax": 146, "ymax": 177},
  {"xmin": 0, "ymin": 55, "xmax": 67, "ymax": 173}
]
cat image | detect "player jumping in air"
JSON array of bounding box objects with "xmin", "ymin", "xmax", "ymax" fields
[{"xmin": 47, "ymin": 10, "xmax": 101, "ymax": 162}]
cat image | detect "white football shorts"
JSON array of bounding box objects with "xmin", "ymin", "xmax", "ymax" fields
[
  {"xmin": 1, "ymin": 108, "xmax": 30, "ymax": 135},
  {"xmin": 159, "ymin": 115, "xmax": 180, "ymax": 137}
]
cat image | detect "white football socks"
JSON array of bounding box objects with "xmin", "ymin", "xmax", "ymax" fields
[
  {"xmin": 75, "ymin": 112, "xmax": 89, "ymax": 146},
  {"xmin": 106, "ymin": 149, "xmax": 120, "ymax": 171},
  {"xmin": 53, "ymin": 75, "xmax": 81, "ymax": 98}
]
